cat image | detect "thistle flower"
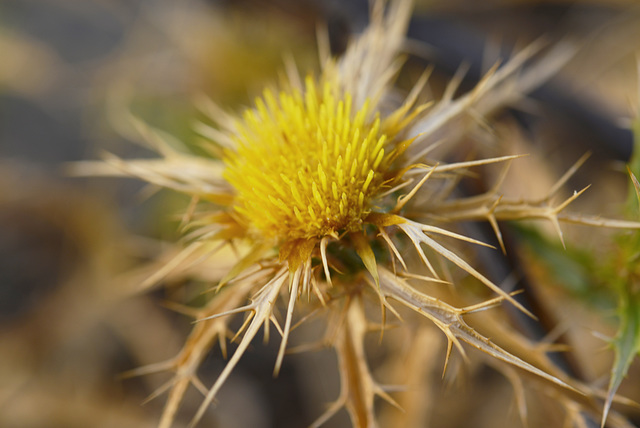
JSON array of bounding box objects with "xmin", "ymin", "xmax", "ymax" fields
[{"xmin": 74, "ymin": 1, "xmax": 640, "ymax": 427}]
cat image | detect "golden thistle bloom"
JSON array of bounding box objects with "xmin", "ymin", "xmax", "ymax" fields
[
  {"xmin": 75, "ymin": 1, "xmax": 640, "ymax": 427},
  {"xmin": 224, "ymin": 79, "xmax": 403, "ymax": 242}
]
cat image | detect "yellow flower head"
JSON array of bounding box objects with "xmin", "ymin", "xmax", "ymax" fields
[{"xmin": 224, "ymin": 77, "xmax": 402, "ymax": 241}]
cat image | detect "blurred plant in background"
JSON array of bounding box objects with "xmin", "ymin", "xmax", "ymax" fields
[{"xmin": 4, "ymin": 1, "xmax": 640, "ymax": 428}]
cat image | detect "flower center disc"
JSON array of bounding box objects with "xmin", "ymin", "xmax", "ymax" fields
[{"xmin": 224, "ymin": 78, "xmax": 393, "ymax": 241}]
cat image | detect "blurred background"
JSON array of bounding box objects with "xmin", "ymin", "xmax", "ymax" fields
[{"xmin": 2, "ymin": 0, "xmax": 640, "ymax": 427}]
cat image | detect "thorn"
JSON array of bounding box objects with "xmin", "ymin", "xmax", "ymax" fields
[
  {"xmin": 194, "ymin": 304, "xmax": 254, "ymax": 323},
  {"xmin": 274, "ymin": 268, "xmax": 302, "ymax": 377},
  {"xmin": 487, "ymin": 195, "xmax": 505, "ymax": 253},
  {"xmin": 161, "ymin": 300, "xmax": 200, "ymax": 318},
  {"xmin": 218, "ymin": 332, "xmax": 228, "ymax": 360},
  {"xmin": 443, "ymin": 340, "xmax": 453, "ymax": 379},
  {"xmin": 320, "ymin": 236, "xmax": 333, "ymax": 287},
  {"xmin": 375, "ymin": 385, "xmax": 405, "ymax": 412},
  {"xmin": 490, "ymin": 161, "xmax": 515, "ymax": 195},
  {"xmin": 627, "ymin": 166, "xmax": 640, "ymax": 210},
  {"xmin": 398, "ymin": 271, "xmax": 450, "ymax": 285},
  {"xmin": 231, "ymin": 313, "xmax": 255, "ymax": 343},
  {"xmin": 192, "ymin": 376, "xmax": 208, "ymax": 396},
  {"xmin": 270, "ymin": 314, "xmax": 284, "ymax": 338},
  {"xmin": 378, "ymin": 227, "xmax": 408, "ymax": 271},
  {"xmin": 544, "ymin": 152, "xmax": 591, "ymax": 202},
  {"xmin": 142, "ymin": 379, "xmax": 175, "ymax": 405},
  {"xmin": 549, "ymin": 215, "xmax": 566, "ymax": 250},
  {"xmin": 444, "ymin": 61, "xmax": 470, "ymax": 101},
  {"xmin": 180, "ymin": 196, "xmax": 200, "ymax": 230},
  {"xmin": 393, "ymin": 163, "xmax": 439, "ymax": 213},
  {"xmin": 554, "ymin": 185, "xmax": 591, "ymax": 214},
  {"xmin": 459, "ymin": 290, "xmax": 524, "ymax": 314}
]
